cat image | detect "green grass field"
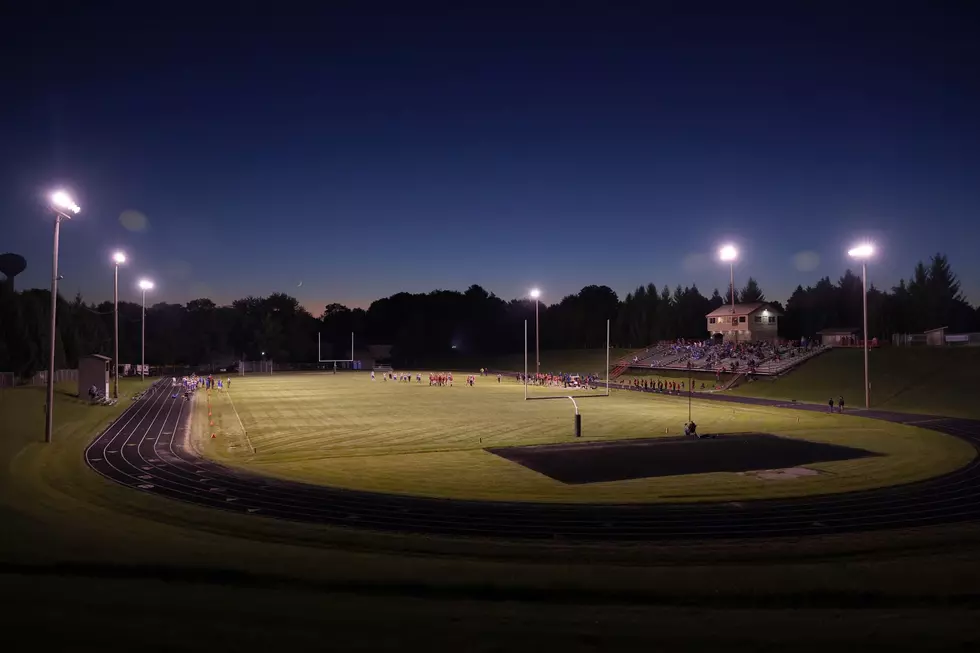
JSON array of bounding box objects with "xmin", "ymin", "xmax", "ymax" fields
[
  {"xmin": 198, "ymin": 373, "xmax": 974, "ymax": 503},
  {"xmin": 4, "ymin": 370, "xmax": 980, "ymax": 649},
  {"xmin": 0, "ymin": 377, "xmax": 154, "ymax": 448},
  {"xmin": 728, "ymin": 347, "xmax": 980, "ymax": 418}
]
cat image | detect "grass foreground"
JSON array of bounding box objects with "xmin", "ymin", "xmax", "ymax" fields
[
  {"xmin": 3, "ymin": 373, "xmax": 980, "ymax": 649},
  {"xmin": 200, "ymin": 372, "xmax": 974, "ymax": 503}
]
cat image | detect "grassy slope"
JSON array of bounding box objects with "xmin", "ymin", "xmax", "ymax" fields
[
  {"xmin": 488, "ymin": 346, "xmax": 980, "ymax": 419},
  {"xmin": 200, "ymin": 373, "xmax": 974, "ymax": 503},
  {"xmin": 728, "ymin": 347, "xmax": 980, "ymax": 418},
  {"xmin": 3, "ymin": 374, "xmax": 980, "ymax": 649}
]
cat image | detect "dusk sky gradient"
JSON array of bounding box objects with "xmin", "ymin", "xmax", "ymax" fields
[{"xmin": 2, "ymin": 3, "xmax": 979, "ymax": 311}]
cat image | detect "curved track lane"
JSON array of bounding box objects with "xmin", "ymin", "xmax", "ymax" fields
[{"xmin": 85, "ymin": 382, "xmax": 980, "ymax": 541}]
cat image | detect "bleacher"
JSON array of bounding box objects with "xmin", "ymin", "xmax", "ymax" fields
[{"xmin": 619, "ymin": 340, "xmax": 828, "ymax": 377}]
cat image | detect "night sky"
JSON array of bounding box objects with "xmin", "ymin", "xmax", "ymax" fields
[{"xmin": 2, "ymin": 3, "xmax": 979, "ymax": 310}]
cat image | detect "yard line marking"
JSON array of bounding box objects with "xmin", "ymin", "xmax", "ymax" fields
[{"xmin": 226, "ymin": 390, "xmax": 255, "ymax": 454}]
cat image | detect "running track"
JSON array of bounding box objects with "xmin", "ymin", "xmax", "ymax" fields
[{"xmin": 84, "ymin": 382, "xmax": 980, "ymax": 541}]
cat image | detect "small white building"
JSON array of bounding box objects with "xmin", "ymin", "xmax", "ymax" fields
[
  {"xmin": 924, "ymin": 326, "xmax": 947, "ymax": 347},
  {"xmin": 706, "ymin": 302, "xmax": 782, "ymax": 342},
  {"xmin": 78, "ymin": 354, "xmax": 111, "ymax": 399}
]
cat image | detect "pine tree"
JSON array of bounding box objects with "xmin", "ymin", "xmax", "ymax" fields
[
  {"xmin": 926, "ymin": 254, "xmax": 973, "ymax": 331},
  {"xmin": 926, "ymin": 253, "xmax": 964, "ymax": 303},
  {"xmin": 739, "ymin": 277, "xmax": 765, "ymax": 303},
  {"xmin": 708, "ymin": 288, "xmax": 724, "ymax": 311},
  {"xmin": 725, "ymin": 283, "xmax": 740, "ymax": 306}
]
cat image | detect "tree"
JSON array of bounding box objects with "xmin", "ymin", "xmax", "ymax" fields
[
  {"xmin": 739, "ymin": 277, "xmax": 765, "ymax": 303},
  {"xmin": 708, "ymin": 288, "xmax": 724, "ymax": 312},
  {"xmin": 724, "ymin": 283, "xmax": 739, "ymax": 306},
  {"xmin": 321, "ymin": 303, "xmax": 350, "ymax": 320},
  {"xmin": 925, "ymin": 253, "xmax": 973, "ymax": 332},
  {"xmin": 2, "ymin": 252, "xmax": 977, "ymax": 375}
]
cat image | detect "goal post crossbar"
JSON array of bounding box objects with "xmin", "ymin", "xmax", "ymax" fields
[{"xmin": 525, "ymin": 394, "xmax": 608, "ymax": 401}]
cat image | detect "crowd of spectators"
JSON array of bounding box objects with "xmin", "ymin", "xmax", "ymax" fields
[
  {"xmin": 623, "ymin": 338, "xmax": 823, "ymax": 375},
  {"xmin": 517, "ymin": 371, "xmax": 601, "ymax": 389}
]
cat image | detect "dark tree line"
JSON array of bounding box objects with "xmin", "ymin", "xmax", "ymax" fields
[
  {"xmin": 1, "ymin": 253, "xmax": 977, "ymax": 376},
  {"xmin": 781, "ymin": 254, "xmax": 977, "ymax": 341}
]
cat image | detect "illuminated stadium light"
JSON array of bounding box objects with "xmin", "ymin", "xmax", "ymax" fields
[
  {"xmin": 848, "ymin": 243, "xmax": 874, "ymax": 259},
  {"xmin": 50, "ymin": 190, "xmax": 80, "ymax": 214}
]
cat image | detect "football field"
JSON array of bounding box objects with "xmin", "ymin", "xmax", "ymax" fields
[{"xmin": 196, "ymin": 371, "xmax": 974, "ymax": 503}]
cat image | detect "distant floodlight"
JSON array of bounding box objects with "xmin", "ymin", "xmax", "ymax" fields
[
  {"xmin": 113, "ymin": 251, "xmax": 127, "ymax": 265},
  {"xmin": 50, "ymin": 190, "xmax": 80, "ymax": 214},
  {"xmin": 848, "ymin": 243, "xmax": 874, "ymax": 259},
  {"xmin": 719, "ymin": 244, "xmax": 738, "ymax": 262},
  {"xmin": 138, "ymin": 279, "xmax": 154, "ymax": 291},
  {"xmin": 529, "ymin": 288, "xmax": 541, "ymax": 299}
]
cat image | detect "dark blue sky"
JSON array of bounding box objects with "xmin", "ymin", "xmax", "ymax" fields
[{"xmin": 3, "ymin": 3, "xmax": 979, "ymax": 311}]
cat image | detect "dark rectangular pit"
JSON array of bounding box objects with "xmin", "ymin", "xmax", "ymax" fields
[{"xmin": 487, "ymin": 432, "xmax": 879, "ymax": 484}]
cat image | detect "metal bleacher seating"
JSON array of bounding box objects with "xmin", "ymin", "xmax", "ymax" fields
[{"xmin": 621, "ymin": 341, "xmax": 828, "ymax": 376}]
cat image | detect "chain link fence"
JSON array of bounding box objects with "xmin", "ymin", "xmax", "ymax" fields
[{"xmin": 29, "ymin": 369, "xmax": 78, "ymax": 385}]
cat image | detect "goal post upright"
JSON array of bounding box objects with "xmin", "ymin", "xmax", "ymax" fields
[
  {"xmin": 524, "ymin": 319, "xmax": 528, "ymax": 401},
  {"xmin": 606, "ymin": 318, "xmax": 610, "ymax": 396}
]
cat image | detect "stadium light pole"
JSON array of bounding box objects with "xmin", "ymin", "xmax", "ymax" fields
[
  {"xmin": 45, "ymin": 190, "xmax": 80, "ymax": 444},
  {"xmin": 719, "ymin": 245, "xmax": 738, "ymax": 313},
  {"xmin": 138, "ymin": 279, "xmax": 154, "ymax": 381},
  {"xmin": 112, "ymin": 252, "xmax": 126, "ymax": 398},
  {"xmin": 848, "ymin": 243, "xmax": 874, "ymax": 410},
  {"xmin": 529, "ymin": 288, "xmax": 541, "ymax": 375}
]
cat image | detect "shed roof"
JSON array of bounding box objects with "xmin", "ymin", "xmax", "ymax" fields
[{"xmin": 82, "ymin": 354, "xmax": 112, "ymax": 362}]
